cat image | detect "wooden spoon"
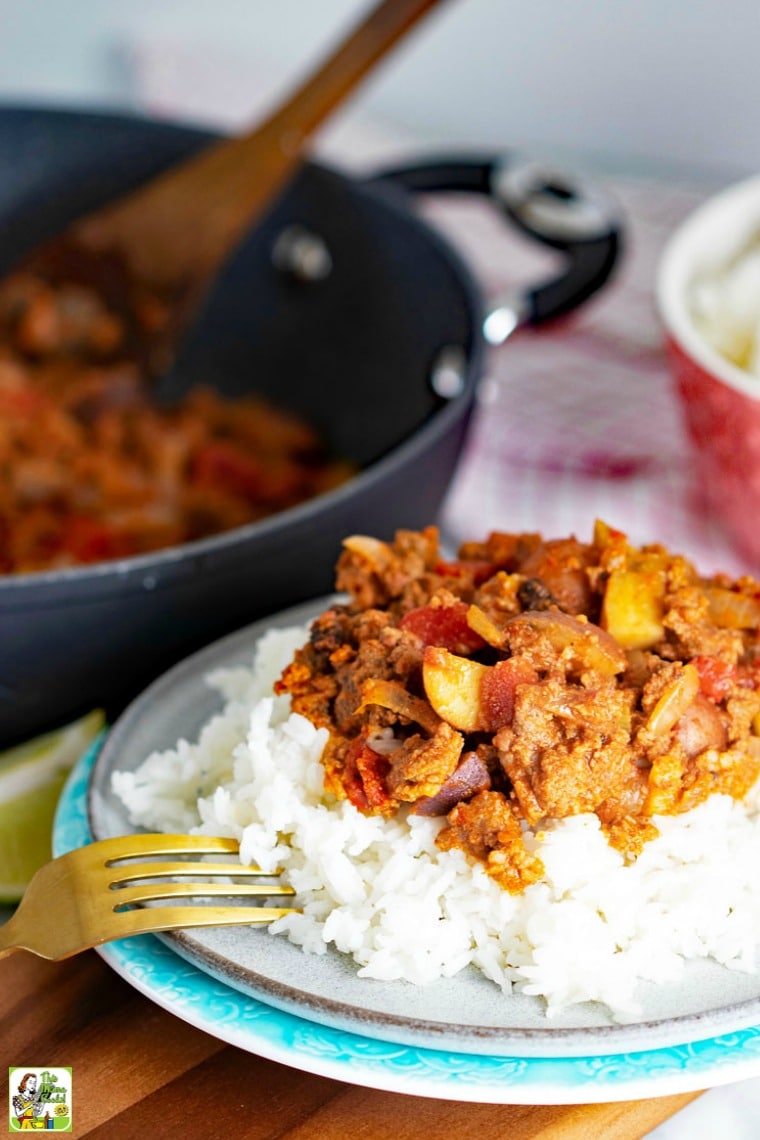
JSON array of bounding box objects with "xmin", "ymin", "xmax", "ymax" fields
[{"xmin": 18, "ymin": 0, "xmax": 446, "ymax": 376}]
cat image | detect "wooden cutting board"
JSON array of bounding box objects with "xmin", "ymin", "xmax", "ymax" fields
[{"xmin": 1, "ymin": 951, "xmax": 701, "ymax": 1139}]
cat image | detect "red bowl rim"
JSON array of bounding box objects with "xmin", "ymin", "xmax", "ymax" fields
[{"xmin": 656, "ymin": 173, "xmax": 760, "ymax": 402}]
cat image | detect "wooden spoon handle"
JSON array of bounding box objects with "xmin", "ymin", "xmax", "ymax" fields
[{"xmin": 78, "ymin": 0, "xmax": 446, "ymax": 288}]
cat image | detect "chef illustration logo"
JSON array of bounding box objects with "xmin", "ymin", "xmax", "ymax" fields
[{"xmin": 8, "ymin": 1069, "xmax": 72, "ymax": 1132}]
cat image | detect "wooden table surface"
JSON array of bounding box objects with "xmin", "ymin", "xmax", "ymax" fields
[{"xmin": 1, "ymin": 949, "xmax": 702, "ymax": 1139}]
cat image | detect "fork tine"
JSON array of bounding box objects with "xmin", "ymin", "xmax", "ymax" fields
[
  {"xmin": 98, "ymin": 904, "xmax": 297, "ymax": 944},
  {"xmin": 0, "ymin": 834, "xmax": 301, "ymax": 963},
  {"xmin": 112, "ymin": 881, "xmax": 296, "ymax": 907},
  {"xmin": 100, "ymin": 833, "xmax": 241, "ymax": 860},
  {"xmin": 107, "ymin": 861, "xmax": 282, "ymax": 883}
]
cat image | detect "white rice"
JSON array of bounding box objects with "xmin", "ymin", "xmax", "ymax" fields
[
  {"xmin": 112, "ymin": 627, "xmax": 760, "ymax": 1021},
  {"xmin": 690, "ymin": 231, "xmax": 760, "ymax": 376}
]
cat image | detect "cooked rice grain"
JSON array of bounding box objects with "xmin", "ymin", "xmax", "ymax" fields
[{"xmin": 112, "ymin": 627, "xmax": 760, "ymax": 1020}]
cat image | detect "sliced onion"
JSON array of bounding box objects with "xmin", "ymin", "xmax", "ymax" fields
[
  {"xmin": 413, "ymin": 751, "xmax": 492, "ymax": 816},
  {"xmin": 705, "ymin": 586, "xmax": 760, "ymax": 630},
  {"xmin": 507, "ymin": 609, "xmax": 627, "ymax": 676},
  {"xmin": 342, "ymin": 534, "xmax": 394, "ymax": 573},
  {"xmin": 357, "ymin": 677, "xmax": 441, "ymax": 735},
  {"xmin": 647, "ymin": 663, "xmax": 700, "ymax": 736},
  {"xmin": 466, "ymin": 603, "xmax": 507, "ymax": 648}
]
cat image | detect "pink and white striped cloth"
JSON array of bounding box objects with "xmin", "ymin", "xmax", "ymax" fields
[{"xmin": 433, "ymin": 176, "xmax": 748, "ymax": 579}]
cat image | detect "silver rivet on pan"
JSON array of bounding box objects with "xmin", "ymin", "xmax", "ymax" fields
[
  {"xmin": 271, "ymin": 225, "xmax": 333, "ymax": 282},
  {"xmin": 430, "ymin": 346, "xmax": 467, "ymax": 399}
]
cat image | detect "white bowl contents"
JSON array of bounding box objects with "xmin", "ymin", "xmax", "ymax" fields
[{"xmin": 689, "ymin": 228, "xmax": 760, "ymax": 376}]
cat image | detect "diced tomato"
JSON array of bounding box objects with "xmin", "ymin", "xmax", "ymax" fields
[
  {"xmin": 191, "ymin": 442, "xmax": 264, "ymax": 499},
  {"xmin": 693, "ymin": 655, "xmax": 737, "ymax": 703},
  {"xmin": 342, "ymin": 737, "xmax": 392, "ymax": 812},
  {"xmin": 480, "ymin": 657, "xmax": 539, "ymax": 730},
  {"xmin": 434, "ymin": 559, "xmax": 495, "ymax": 586},
  {"xmin": 400, "ymin": 600, "xmax": 486, "ymax": 654},
  {"xmin": 0, "ymin": 378, "xmax": 49, "ymax": 418},
  {"xmin": 61, "ymin": 516, "xmax": 133, "ymax": 563}
]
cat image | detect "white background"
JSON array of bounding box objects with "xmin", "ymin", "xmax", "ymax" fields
[{"xmin": 0, "ymin": 0, "xmax": 757, "ymax": 180}]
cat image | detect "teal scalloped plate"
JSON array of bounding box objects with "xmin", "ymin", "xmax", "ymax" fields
[{"xmin": 53, "ymin": 738, "xmax": 760, "ymax": 1104}]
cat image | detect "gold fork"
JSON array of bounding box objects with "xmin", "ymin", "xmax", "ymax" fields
[{"xmin": 0, "ymin": 834, "xmax": 297, "ymax": 961}]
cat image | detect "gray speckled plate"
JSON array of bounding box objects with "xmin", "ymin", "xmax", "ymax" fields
[{"xmin": 88, "ymin": 599, "xmax": 760, "ymax": 1059}]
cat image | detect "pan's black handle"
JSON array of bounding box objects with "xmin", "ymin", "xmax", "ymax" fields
[{"xmin": 369, "ymin": 154, "xmax": 621, "ymax": 343}]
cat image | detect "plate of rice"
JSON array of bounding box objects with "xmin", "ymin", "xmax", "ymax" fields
[{"xmin": 88, "ymin": 522, "xmax": 760, "ymax": 1059}]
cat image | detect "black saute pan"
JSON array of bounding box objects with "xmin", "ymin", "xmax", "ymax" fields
[{"xmin": 0, "ymin": 107, "xmax": 621, "ymax": 745}]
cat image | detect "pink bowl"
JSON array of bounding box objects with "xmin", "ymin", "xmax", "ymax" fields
[{"xmin": 657, "ymin": 174, "xmax": 760, "ymax": 568}]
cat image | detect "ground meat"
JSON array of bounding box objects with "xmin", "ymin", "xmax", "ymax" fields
[
  {"xmin": 386, "ymin": 722, "xmax": 464, "ymax": 801},
  {"xmin": 494, "ymin": 679, "xmax": 643, "ymax": 824},
  {"xmin": 458, "ymin": 531, "xmax": 542, "ymax": 568},
  {"xmin": 276, "ymin": 658, "xmax": 338, "ymax": 729},
  {"xmin": 335, "ymin": 528, "xmax": 439, "ymax": 609},
  {"xmin": 663, "ymin": 585, "xmax": 743, "ymax": 662},
  {"xmin": 277, "ymin": 522, "xmax": 760, "ymax": 892},
  {"xmin": 333, "ymin": 637, "xmax": 398, "ymax": 736},
  {"xmin": 726, "ymin": 687, "xmax": 760, "ymax": 742},
  {"xmin": 437, "ymin": 790, "xmax": 545, "ymax": 892},
  {"xmin": 639, "ymin": 659, "xmax": 688, "ymax": 718},
  {"xmin": 438, "ymin": 789, "xmax": 516, "ymax": 858},
  {"xmin": 0, "ymin": 260, "xmax": 353, "ymax": 573},
  {"xmin": 472, "ymin": 572, "xmax": 523, "ymax": 629},
  {"xmin": 517, "ymin": 537, "xmax": 598, "ymax": 617},
  {"xmin": 381, "ymin": 625, "xmax": 425, "ymax": 680}
]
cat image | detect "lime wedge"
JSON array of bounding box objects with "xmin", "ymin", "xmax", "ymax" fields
[{"xmin": 0, "ymin": 709, "xmax": 105, "ymax": 902}]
